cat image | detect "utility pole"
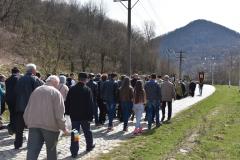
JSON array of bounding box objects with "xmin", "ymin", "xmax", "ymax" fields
[
  {"xmin": 229, "ymin": 53, "xmax": 233, "ymax": 87},
  {"xmin": 166, "ymin": 48, "xmax": 171, "ymax": 74},
  {"xmin": 176, "ymin": 50, "xmax": 185, "ymax": 79},
  {"xmin": 167, "ymin": 53, "xmax": 170, "ymax": 74},
  {"xmin": 238, "ymin": 57, "xmax": 240, "ymax": 91},
  {"xmin": 128, "ymin": 0, "xmax": 132, "ymax": 76},
  {"xmin": 114, "ymin": 0, "xmax": 140, "ymax": 76},
  {"xmin": 210, "ymin": 57, "xmax": 215, "ymax": 85}
]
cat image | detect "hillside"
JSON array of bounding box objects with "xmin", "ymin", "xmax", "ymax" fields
[
  {"xmin": 0, "ymin": 28, "xmax": 25, "ymax": 74},
  {"xmin": 153, "ymin": 19, "xmax": 240, "ymax": 79},
  {"xmin": 0, "ymin": 0, "xmax": 157, "ymax": 75}
]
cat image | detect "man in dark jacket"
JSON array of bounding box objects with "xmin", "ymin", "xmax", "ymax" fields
[
  {"xmin": 65, "ymin": 72, "xmax": 95, "ymax": 158},
  {"xmin": 102, "ymin": 73, "xmax": 118, "ymax": 131},
  {"xmin": 144, "ymin": 74, "xmax": 161, "ymax": 129},
  {"xmin": 131, "ymin": 74, "xmax": 139, "ymax": 88},
  {"xmin": 97, "ymin": 74, "xmax": 108, "ymax": 125},
  {"xmin": 14, "ymin": 64, "xmax": 43, "ymax": 149},
  {"xmin": 189, "ymin": 80, "xmax": 196, "ymax": 97},
  {"xmin": 5, "ymin": 67, "xmax": 20, "ymax": 134},
  {"xmin": 87, "ymin": 73, "xmax": 99, "ymax": 126}
]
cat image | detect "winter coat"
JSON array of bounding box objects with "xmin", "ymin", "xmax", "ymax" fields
[
  {"xmin": 161, "ymin": 80, "xmax": 176, "ymax": 102},
  {"xmin": 87, "ymin": 80, "xmax": 98, "ymax": 102},
  {"xmin": 65, "ymin": 82, "xmax": 94, "ymax": 121},
  {"xmin": 15, "ymin": 73, "xmax": 43, "ymax": 112},
  {"xmin": 102, "ymin": 79, "xmax": 118, "ymax": 103},
  {"xmin": 144, "ymin": 80, "xmax": 161, "ymax": 101},
  {"xmin": 5, "ymin": 74, "xmax": 20, "ymax": 106},
  {"xmin": 24, "ymin": 85, "xmax": 66, "ymax": 132}
]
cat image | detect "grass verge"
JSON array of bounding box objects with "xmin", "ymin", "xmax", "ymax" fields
[{"xmin": 99, "ymin": 86, "xmax": 240, "ymax": 160}]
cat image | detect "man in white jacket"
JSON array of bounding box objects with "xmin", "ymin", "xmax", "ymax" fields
[{"xmin": 24, "ymin": 75, "xmax": 68, "ymax": 160}]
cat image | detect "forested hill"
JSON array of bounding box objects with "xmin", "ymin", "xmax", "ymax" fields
[
  {"xmin": 154, "ymin": 19, "xmax": 240, "ymax": 57},
  {"xmin": 0, "ymin": 0, "xmax": 157, "ymax": 74},
  {"xmin": 152, "ymin": 19, "xmax": 240, "ymax": 81}
]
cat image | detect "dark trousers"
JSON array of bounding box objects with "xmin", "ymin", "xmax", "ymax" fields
[
  {"xmin": 199, "ymin": 84, "xmax": 203, "ymax": 96},
  {"xmin": 117, "ymin": 103, "xmax": 123, "ymax": 122},
  {"xmin": 27, "ymin": 128, "xmax": 59, "ymax": 160},
  {"xmin": 121, "ymin": 101, "xmax": 132, "ymax": 129},
  {"xmin": 70, "ymin": 121, "xmax": 93, "ymax": 155},
  {"xmin": 14, "ymin": 112, "xmax": 25, "ymax": 148},
  {"xmin": 93, "ymin": 102, "xmax": 99, "ymax": 125},
  {"xmin": 6, "ymin": 102, "xmax": 16, "ymax": 132},
  {"xmin": 161, "ymin": 101, "xmax": 172, "ymax": 121},
  {"xmin": 97, "ymin": 99, "xmax": 107, "ymax": 124}
]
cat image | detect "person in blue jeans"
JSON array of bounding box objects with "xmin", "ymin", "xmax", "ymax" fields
[
  {"xmin": 132, "ymin": 80, "xmax": 146, "ymax": 134},
  {"xmin": 65, "ymin": 72, "xmax": 95, "ymax": 158},
  {"xmin": 119, "ymin": 77, "xmax": 134, "ymax": 131},
  {"xmin": 144, "ymin": 74, "xmax": 161, "ymax": 130},
  {"xmin": 102, "ymin": 73, "xmax": 118, "ymax": 131}
]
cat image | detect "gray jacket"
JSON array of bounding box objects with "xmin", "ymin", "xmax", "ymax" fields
[{"xmin": 161, "ymin": 80, "xmax": 176, "ymax": 102}]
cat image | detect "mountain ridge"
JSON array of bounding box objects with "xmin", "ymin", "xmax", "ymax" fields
[{"xmin": 152, "ymin": 19, "xmax": 240, "ymax": 77}]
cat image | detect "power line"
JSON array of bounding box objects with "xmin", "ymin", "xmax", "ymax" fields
[
  {"xmin": 114, "ymin": 0, "xmax": 141, "ymax": 76},
  {"xmin": 147, "ymin": 0, "xmax": 167, "ymax": 32},
  {"xmin": 139, "ymin": 0, "xmax": 155, "ymax": 23}
]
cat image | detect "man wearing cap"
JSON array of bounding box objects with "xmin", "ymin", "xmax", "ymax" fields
[
  {"xmin": 161, "ymin": 75, "xmax": 176, "ymax": 123},
  {"xmin": 65, "ymin": 72, "xmax": 95, "ymax": 158},
  {"xmin": 5, "ymin": 67, "xmax": 21, "ymax": 134}
]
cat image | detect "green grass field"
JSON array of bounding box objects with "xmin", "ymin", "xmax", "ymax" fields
[{"xmin": 99, "ymin": 86, "xmax": 240, "ymax": 160}]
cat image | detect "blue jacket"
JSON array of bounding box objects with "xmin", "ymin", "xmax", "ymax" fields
[
  {"xmin": 15, "ymin": 73, "xmax": 42, "ymax": 112},
  {"xmin": 144, "ymin": 80, "xmax": 161, "ymax": 101},
  {"xmin": 102, "ymin": 79, "xmax": 118, "ymax": 103}
]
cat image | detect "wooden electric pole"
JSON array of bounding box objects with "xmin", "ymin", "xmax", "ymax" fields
[
  {"xmin": 176, "ymin": 50, "xmax": 185, "ymax": 79},
  {"xmin": 114, "ymin": 0, "xmax": 140, "ymax": 76}
]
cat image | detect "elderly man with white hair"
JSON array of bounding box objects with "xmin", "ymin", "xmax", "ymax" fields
[
  {"xmin": 14, "ymin": 63, "xmax": 43, "ymax": 149},
  {"xmin": 24, "ymin": 75, "xmax": 68, "ymax": 160},
  {"xmin": 161, "ymin": 75, "xmax": 176, "ymax": 123}
]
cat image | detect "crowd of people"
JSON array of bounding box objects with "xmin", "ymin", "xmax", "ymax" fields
[{"xmin": 0, "ymin": 63, "xmax": 201, "ymax": 159}]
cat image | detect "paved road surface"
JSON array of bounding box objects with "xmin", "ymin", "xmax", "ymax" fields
[{"xmin": 0, "ymin": 84, "xmax": 215, "ymax": 160}]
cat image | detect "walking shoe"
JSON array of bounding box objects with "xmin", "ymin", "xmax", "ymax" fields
[
  {"xmin": 86, "ymin": 144, "xmax": 95, "ymax": 152},
  {"xmin": 161, "ymin": 117, "xmax": 165, "ymax": 122},
  {"xmin": 138, "ymin": 127, "xmax": 143, "ymax": 133},
  {"xmin": 133, "ymin": 128, "xmax": 138, "ymax": 135},
  {"xmin": 107, "ymin": 127, "xmax": 114, "ymax": 131},
  {"xmin": 123, "ymin": 127, "xmax": 128, "ymax": 132},
  {"xmin": 71, "ymin": 154, "xmax": 78, "ymax": 158},
  {"xmin": 156, "ymin": 122, "xmax": 162, "ymax": 128}
]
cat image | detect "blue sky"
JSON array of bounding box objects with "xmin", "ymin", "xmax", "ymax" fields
[{"xmin": 75, "ymin": 0, "xmax": 240, "ymax": 36}]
